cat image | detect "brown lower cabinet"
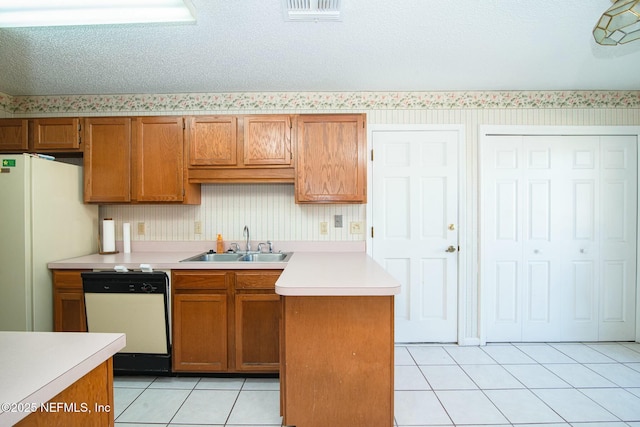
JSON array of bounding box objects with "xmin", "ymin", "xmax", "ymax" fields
[
  {"xmin": 15, "ymin": 358, "xmax": 114, "ymax": 427},
  {"xmin": 280, "ymin": 295, "xmax": 394, "ymax": 427},
  {"xmin": 52, "ymin": 268, "xmax": 281, "ymax": 373},
  {"xmin": 53, "ymin": 270, "xmax": 90, "ymax": 332},
  {"xmin": 172, "ymin": 269, "xmax": 282, "ymax": 373}
]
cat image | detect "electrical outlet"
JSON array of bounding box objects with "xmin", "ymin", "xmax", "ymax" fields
[
  {"xmin": 194, "ymin": 221, "xmax": 202, "ymax": 234},
  {"xmin": 137, "ymin": 222, "xmax": 145, "ymax": 235},
  {"xmin": 334, "ymin": 214, "xmax": 343, "ymax": 228},
  {"xmin": 350, "ymin": 221, "xmax": 364, "ymax": 234},
  {"xmin": 320, "ymin": 221, "xmax": 328, "ymax": 235}
]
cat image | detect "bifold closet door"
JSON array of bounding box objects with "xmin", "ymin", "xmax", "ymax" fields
[{"xmin": 482, "ymin": 134, "xmax": 636, "ymax": 342}]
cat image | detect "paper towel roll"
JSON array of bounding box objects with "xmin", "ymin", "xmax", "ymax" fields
[
  {"xmin": 102, "ymin": 218, "xmax": 116, "ymax": 253},
  {"xmin": 123, "ymin": 223, "xmax": 131, "ymax": 253}
]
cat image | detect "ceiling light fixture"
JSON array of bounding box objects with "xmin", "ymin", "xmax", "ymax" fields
[
  {"xmin": 593, "ymin": 0, "xmax": 640, "ymax": 45},
  {"xmin": 0, "ymin": 0, "xmax": 196, "ymax": 28}
]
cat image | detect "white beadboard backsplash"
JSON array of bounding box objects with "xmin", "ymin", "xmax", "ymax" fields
[{"xmin": 101, "ymin": 184, "xmax": 366, "ymax": 242}]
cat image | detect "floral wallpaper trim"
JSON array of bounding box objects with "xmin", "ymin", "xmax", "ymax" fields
[
  {"xmin": 0, "ymin": 92, "xmax": 11, "ymax": 114},
  {"xmin": 6, "ymin": 91, "xmax": 640, "ymax": 114}
]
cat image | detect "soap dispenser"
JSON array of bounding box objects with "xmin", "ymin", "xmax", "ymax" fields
[{"xmin": 216, "ymin": 234, "xmax": 224, "ymax": 253}]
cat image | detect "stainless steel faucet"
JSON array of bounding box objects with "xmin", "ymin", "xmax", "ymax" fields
[
  {"xmin": 257, "ymin": 241, "xmax": 274, "ymax": 253},
  {"xmin": 243, "ymin": 225, "xmax": 251, "ymax": 253}
]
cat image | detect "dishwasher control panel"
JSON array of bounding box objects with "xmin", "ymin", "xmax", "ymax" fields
[{"xmin": 81, "ymin": 271, "xmax": 168, "ymax": 294}]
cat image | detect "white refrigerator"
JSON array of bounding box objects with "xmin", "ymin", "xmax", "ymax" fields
[{"xmin": 0, "ymin": 154, "xmax": 98, "ymax": 331}]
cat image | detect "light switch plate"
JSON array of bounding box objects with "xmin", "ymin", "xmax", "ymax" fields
[
  {"xmin": 320, "ymin": 221, "xmax": 328, "ymax": 235},
  {"xmin": 350, "ymin": 221, "xmax": 364, "ymax": 234},
  {"xmin": 334, "ymin": 215, "xmax": 343, "ymax": 228}
]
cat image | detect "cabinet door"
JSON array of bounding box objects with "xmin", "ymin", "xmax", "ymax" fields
[
  {"xmin": 187, "ymin": 116, "xmax": 237, "ymax": 166},
  {"xmin": 235, "ymin": 293, "xmax": 281, "ymax": 372},
  {"xmin": 132, "ymin": 116, "xmax": 185, "ymax": 202},
  {"xmin": 173, "ymin": 293, "xmax": 228, "ymax": 372},
  {"xmin": 243, "ymin": 115, "xmax": 292, "ymax": 166},
  {"xmin": 83, "ymin": 117, "xmax": 131, "ymax": 203},
  {"xmin": 53, "ymin": 291, "xmax": 87, "ymax": 332},
  {"xmin": 30, "ymin": 118, "xmax": 81, "ymax": 151},
  {"xmin": 0, "ymin": 119, "xmax": 28, "ymax": 151},
  {"xmin": 296, "ymin": 114, "xmax": 367, "ymax": 203},
  {"xmin": 52, "ymin": 270, "xmax": 89, "ymax": 332}
]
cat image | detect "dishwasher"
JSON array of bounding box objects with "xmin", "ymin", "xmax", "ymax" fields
[{"xmin": 82, "ymin": 271, "xmax": 171, "ymax": 374}]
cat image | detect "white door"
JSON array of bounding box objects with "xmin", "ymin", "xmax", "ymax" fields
[
  {"xmin": 371, "ymin": 129, "xmax": 460, "ymax": 343},
  {"xmin": 482, "ymin": 134, "xmax": 637, "ymax": 342}
]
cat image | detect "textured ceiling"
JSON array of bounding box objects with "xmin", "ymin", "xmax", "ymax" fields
[{"xmin": 0, "ymin": 0, "xmax": 639, "ymax": 96}]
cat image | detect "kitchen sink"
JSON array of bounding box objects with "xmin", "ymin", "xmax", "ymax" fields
[
  {"xmin": 181, "ymin": 253, "xmax": 243, "ymax": 262},
  {"xmin": 180, "ymin": 251, "xmax": 292, "ymax": 263},
  {"xmin": 238, "ymin": 253, "xmax": 290, "ymax": 262}
]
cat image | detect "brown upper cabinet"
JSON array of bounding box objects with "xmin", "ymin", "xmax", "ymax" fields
[
  {"xmin": 188, "ymin": 115, "xmax": 237, "ymax": 166},
  {"xmin": 0, "ymin": 119, "xmax": 28, "ymax": 151},
  {"xmin": 187, "ymin": 115, "xmax": 294, "ymax": 183},
  {"xmin": 0, "ymin": 117, "xmax": 82, "ymax": 152},
  {"xmin": 83, "ymin": 117, "xmax": 131, "ymax": 203},
  {"xmin": 30, "ymin": 118, "xmax": 81, "ymax": 151},
  {"xmin": 133, "ymin": 116, "xmax": 200, "ymax": 203},
  {"xmin": 84, "ymin": 116, "xmax": 200, "ymax": 204},
  {"xmin": 295, "ymin": 114, "xmax": 367, "ymax": 203},
  {"xmin": 243, "ymin": 115, "xmax": 293, "ymax": 166}
]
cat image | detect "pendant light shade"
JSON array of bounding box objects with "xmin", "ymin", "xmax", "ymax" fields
[{"xmin": 593, "ymin": 0, "xmax": 640, "ymax": 45}]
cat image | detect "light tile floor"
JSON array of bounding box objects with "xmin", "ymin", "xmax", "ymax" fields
[{"xmin": 114, "ymin": 342, "xmax": 640, "ymax": 426}]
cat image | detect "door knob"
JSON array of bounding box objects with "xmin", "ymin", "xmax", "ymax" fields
[{"xmin": 445, "ymin": 245, "xmax": 457, "ymax": 253}]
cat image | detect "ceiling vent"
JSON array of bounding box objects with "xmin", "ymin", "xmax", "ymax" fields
[{"xmin": 283, "ymin": 0, "xmax": 342, "ymax": 22}]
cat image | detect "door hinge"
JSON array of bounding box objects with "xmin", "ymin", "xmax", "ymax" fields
[
  {"xmin": 371, "ymin": 227, "xmax": 374, "ymax": 238},
  {"xmin": 371, "ymin": 149, "xmax": 374, "ymax": 161}
]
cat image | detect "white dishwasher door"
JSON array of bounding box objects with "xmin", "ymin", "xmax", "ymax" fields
[{"xmin": 84, "ymin": 292, "xmax": 168, "ymax": 354}]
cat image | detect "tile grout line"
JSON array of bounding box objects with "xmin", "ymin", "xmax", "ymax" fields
[
  {"xmin": 165, "ymin": 377, "xmax": 202, "ymax": 426},
  {"xmin": 113, "ymin": 375, "xmax": 157, "ymax": 423},
  {"xmin": 223, "ymin": 377, "xmax": 246, "ymax": 426}
]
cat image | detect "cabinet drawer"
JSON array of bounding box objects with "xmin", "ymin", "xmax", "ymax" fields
[
  {"xmin": 173, "ymin": 270, "xmax": 229, "ymax": 290},
  {"xmin": 53, "ymin": 270, "xmax": 89, "ymax": 290},
  {"xmin": 235, "ymin": 270, "xmax": 281, "ymax": 290}
]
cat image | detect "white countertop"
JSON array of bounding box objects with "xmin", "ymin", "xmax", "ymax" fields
[
  {"xmin": 0, "ymin": 331, "xmax": 125, "ymax": 426},
  {"xmin": 47, "ymin": 241, "xmax": 400, "ymax": 296},
  {"xmin": 47, "ymin": 250, "xmax": 292, "ymax": 270},
  {"xmin": 47, "ymin": 241, "xmax": 365, "ymax": 271},
  {"xmin": 275, "ymin": 252, "xmax": 401, "ymax": 296}
]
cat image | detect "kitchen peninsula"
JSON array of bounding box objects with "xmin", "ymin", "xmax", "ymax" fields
[
  {"xmin": 48, "ymin": 243, "xmax": 400, "ymax": 426},
  {"xmin": 0, "ymin": 331, "xmax": 125, "ymax": 426},
  {"xmin": 276, "ymin": 252, "xmax": 400, "ymax": 427}
]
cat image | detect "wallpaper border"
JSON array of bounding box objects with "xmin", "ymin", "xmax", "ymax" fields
[
  {"xmin": 5, "ymin": 90, "xmax": 640, "ymax": 114},
  {"xmin": 0, "ymin": 92, "xmax": 11, "ymax": 114}
]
